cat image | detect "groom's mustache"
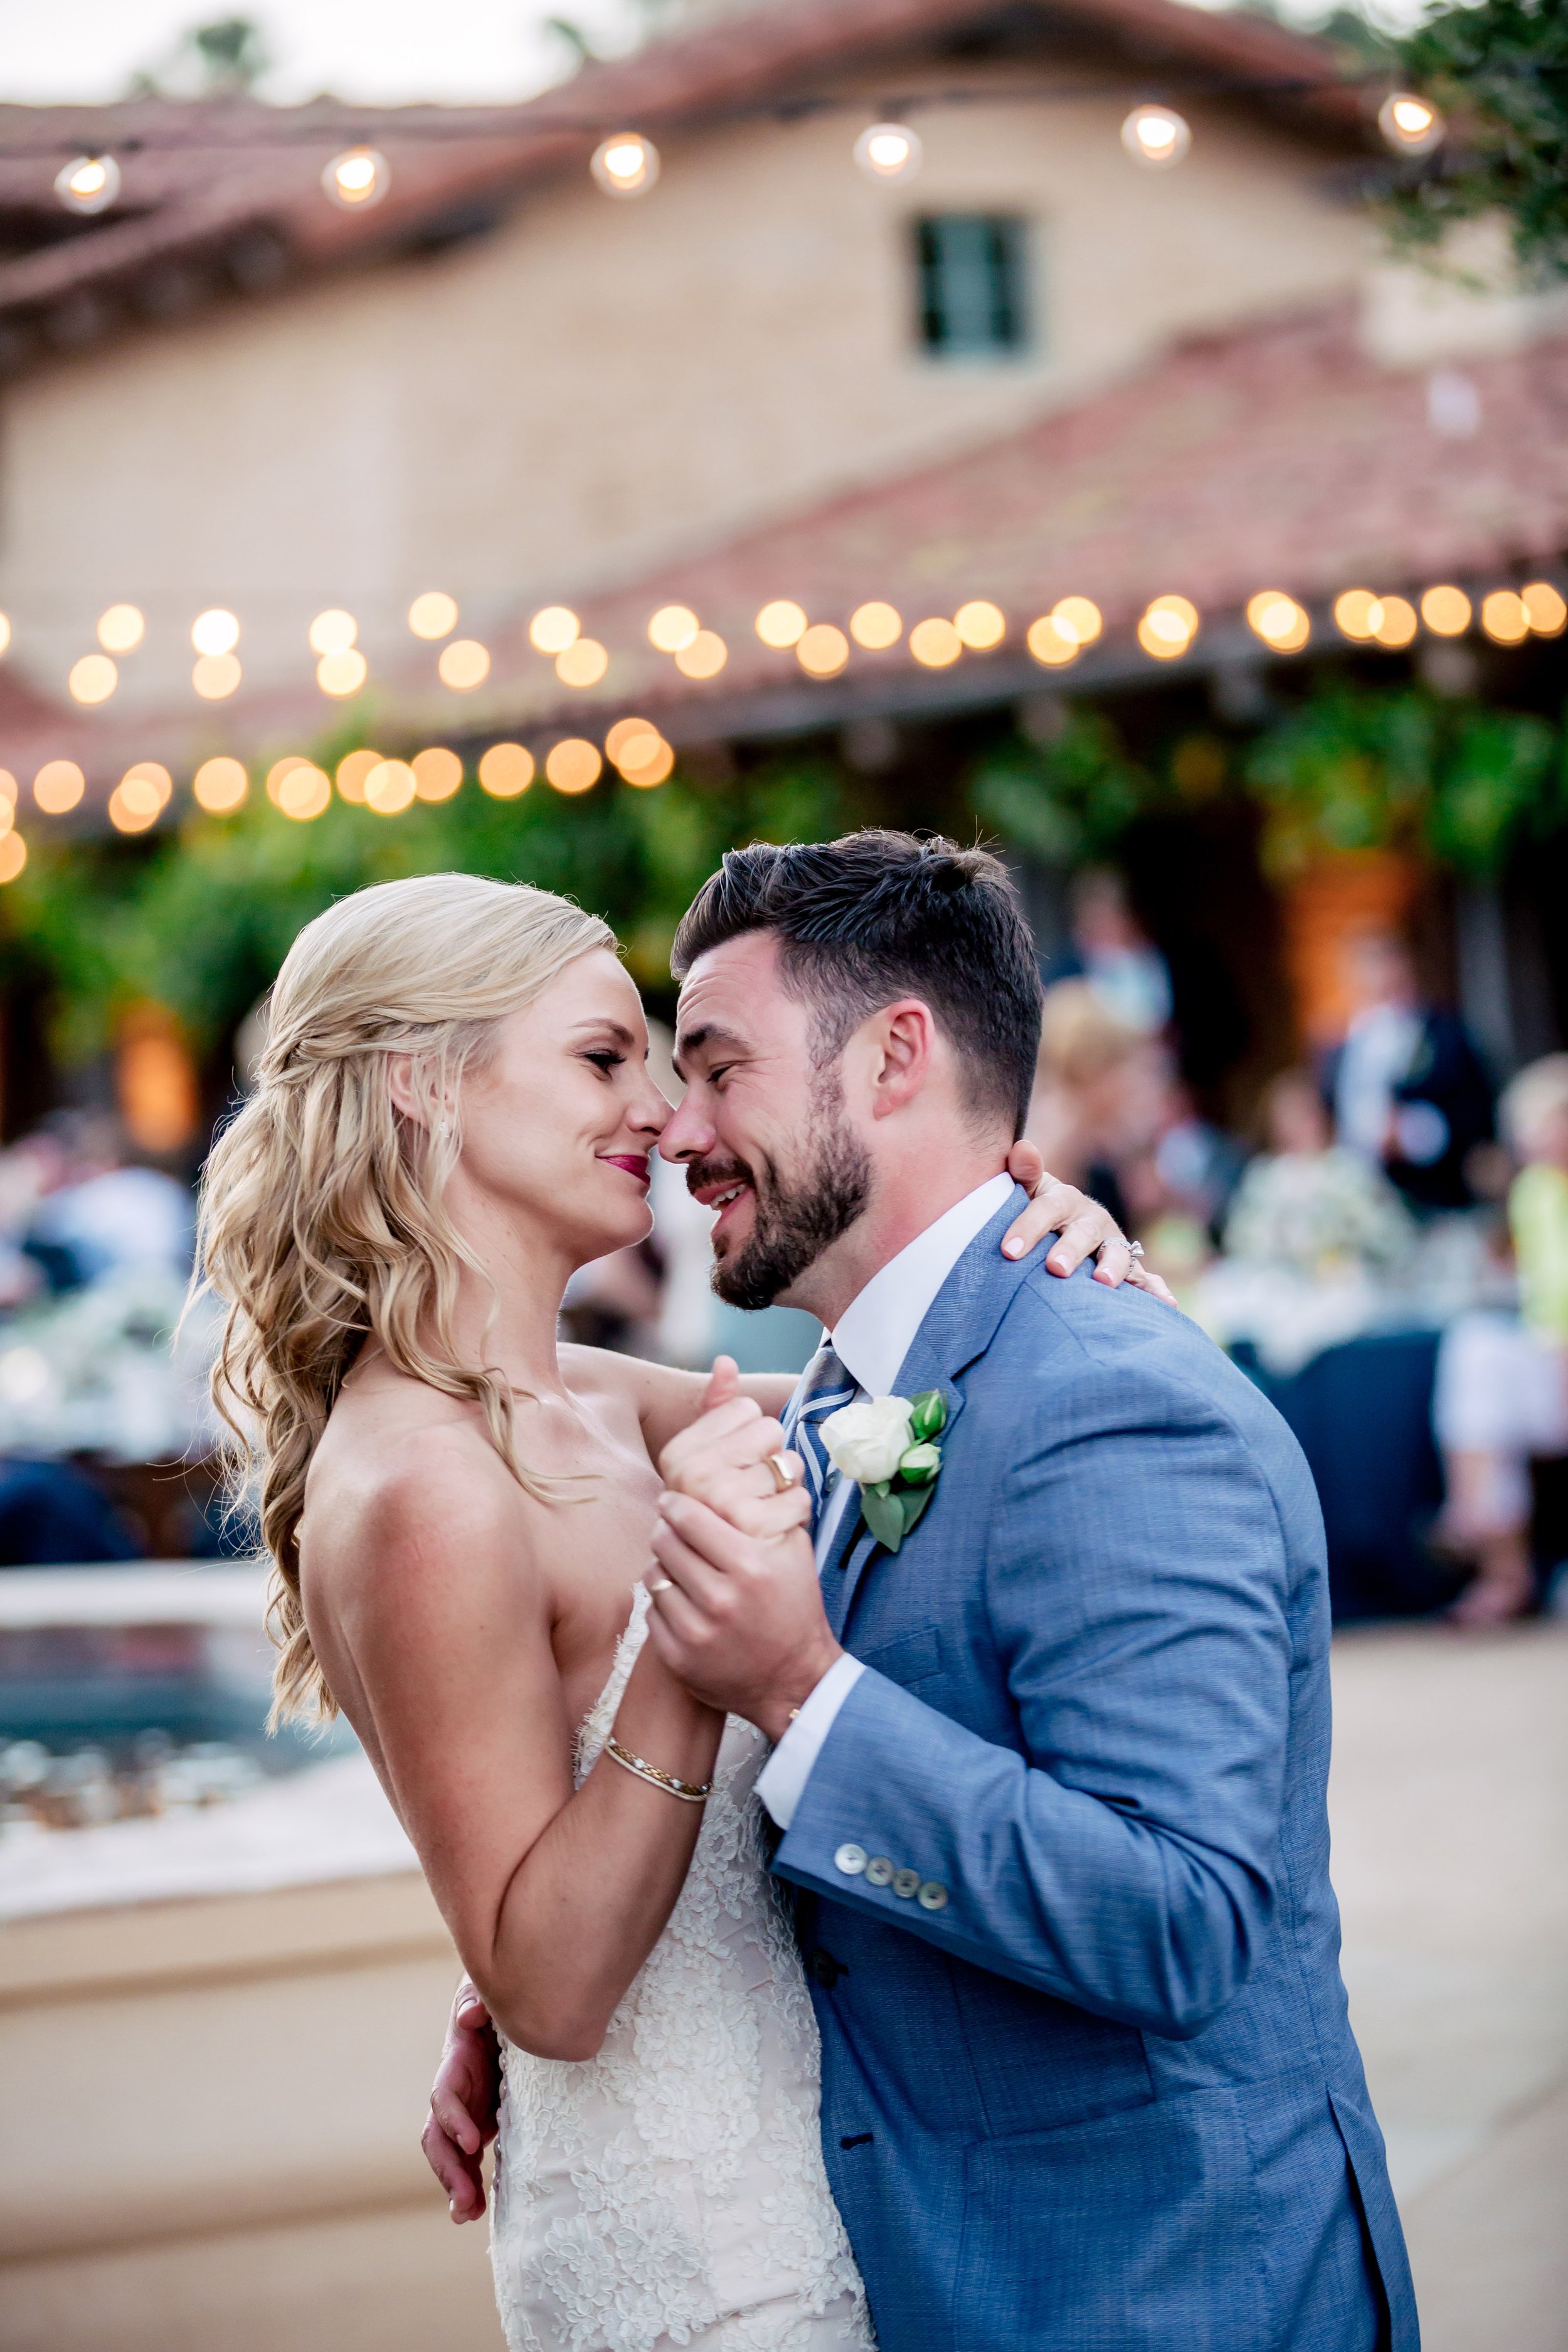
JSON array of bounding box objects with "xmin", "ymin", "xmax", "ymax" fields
[{"xmin": 684, "ymin": 1155, "xmax": 758, "ymax": 1203}]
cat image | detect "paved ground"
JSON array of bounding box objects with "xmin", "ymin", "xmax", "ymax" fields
[{"xmin": 1329, "ymin": 1621, "xmax": 1568, "ymax": 2352}]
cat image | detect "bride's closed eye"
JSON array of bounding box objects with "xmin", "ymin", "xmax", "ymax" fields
[{"xmin": 583, "ymin": 1049, "xmax": 626, "ymax": 1076}]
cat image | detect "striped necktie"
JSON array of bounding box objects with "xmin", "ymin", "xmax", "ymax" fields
[{"xmin": 781, "ymin": 1343, "xmax": 857, "ymax": 1532}]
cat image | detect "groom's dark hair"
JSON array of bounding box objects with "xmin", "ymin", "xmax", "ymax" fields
[{"xmin": 671, "ymin": 830, "xmax": 1042, "ymax": 1136}]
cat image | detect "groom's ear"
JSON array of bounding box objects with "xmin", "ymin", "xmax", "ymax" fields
[{"xmin": 863, "ymin": 998, "xmax": 938, "ymax": 1121}]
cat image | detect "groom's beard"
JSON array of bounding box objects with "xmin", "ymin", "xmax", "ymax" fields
[{"xmin": 689, "ymin": 1091, "xmax": 872, "ymax": 1312}]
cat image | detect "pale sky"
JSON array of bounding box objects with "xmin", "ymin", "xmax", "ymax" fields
[{"xmin": 0, "ymin": 0, "xmax": 1425, "ymax": 110}]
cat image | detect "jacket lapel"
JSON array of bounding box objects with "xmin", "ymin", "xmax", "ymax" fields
[{"xmin": 826, "ymin": 1187, "xmax": 1042, "ymax": 1638}]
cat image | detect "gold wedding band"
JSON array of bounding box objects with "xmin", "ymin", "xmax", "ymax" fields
[
  {"xmin": 766, "ymin": 1452, "xmax": 796, "ymax": 1493},
  {"xmin": 647, "ymin": 1576, "xmax": 673, "ymax": 1594}
]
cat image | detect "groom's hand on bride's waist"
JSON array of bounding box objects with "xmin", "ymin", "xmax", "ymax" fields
[{"xmin": 650, "ymin": 1396, "xmax": 840, "ymax": 1742}]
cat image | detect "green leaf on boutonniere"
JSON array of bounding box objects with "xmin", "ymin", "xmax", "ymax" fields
[
  {"xmin": 860, "ymin": 1480, "xmax": 908, "ymax": 1553},
  {"xmin": 896, "ymin": 1481, "xmax": 936, "ymax": 1541},
  {"xmin": 909, "ymin": 1389, "xmax": 947, "ymax": 1443}
]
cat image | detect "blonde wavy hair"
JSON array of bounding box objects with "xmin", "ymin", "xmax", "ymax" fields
[{"xmin": 195, "ymin": 872, "xmax": 615, "ymax": 1725}]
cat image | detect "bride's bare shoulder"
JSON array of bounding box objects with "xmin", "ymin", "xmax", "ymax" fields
[{"xmin": 305, "ymin": 1371, "xmax": 532, "ymax": 1596}]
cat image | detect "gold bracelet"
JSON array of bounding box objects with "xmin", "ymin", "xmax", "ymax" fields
[{"xmin": 604, "ymin": 1734, "xmax": 712, "ymax": 1803}]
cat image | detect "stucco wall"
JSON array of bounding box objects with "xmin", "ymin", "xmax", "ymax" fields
[{"xmin": 0, "ymin": 68, "xmax": 1365, "ymax": 712}]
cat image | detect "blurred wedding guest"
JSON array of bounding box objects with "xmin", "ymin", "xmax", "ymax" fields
[
  {"xmin": 21, "ymin": 1112, "xmax": 194, "ymax": 1292},
  {"xmin": 1196, "ymin": 1069, "xmax": 1414, "ymax": 1376},
  {"xmin": 1325, "ymin": 928, "xmax": 1493, "ymax": 1213},
  {"xmin": 1026, "ymin": 981, "xmax": 1169, "ymax": 1233},
  {"xmin": 1432, "ymin": 1054, "xmax": 1568, "ymax": 1624},
  {"xmin": 1044, "ymin": 867, "xmax": 1173, "ymax": 1034}
]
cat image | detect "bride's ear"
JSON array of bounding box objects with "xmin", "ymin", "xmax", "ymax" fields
[{"xmin": 386, "ymin": 1051, "xmax": 423, "ymax": 1125}]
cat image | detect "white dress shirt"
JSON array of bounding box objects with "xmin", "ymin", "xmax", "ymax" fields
[{"xmin": 754, "ymin": 1172, "xmax": 1014, "ymax": 1828}]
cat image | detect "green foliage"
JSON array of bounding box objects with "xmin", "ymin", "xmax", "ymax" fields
[
  {"xmin": 1384, "ymin": 0, "xmax": 1568, "ymax": 281},
  {"xmin": 0, "ymin": 749, "xmax": 863, "ymax": 1072},
  {"xmin": 968, "ymin": 709, "xmax": 1154, "ymax": 862},
  {"xmin": 1244, "ymin": 679, "xmax": 1559, "ymax": 876}
]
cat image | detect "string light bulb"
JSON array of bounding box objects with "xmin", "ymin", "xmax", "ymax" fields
[
  {"xmin": 364, "ymin": 759, "xmax": 417, "ymax": 815},
  {"xmin": 0, "ymin": 833, "xmax": 24, "ymax": 883},
  {"xmin": 1378, "ymin": 93, "xmax": 1444, "ymax": 157},
  {"xmin": 1051, "ymin": 597, "xmax": 1102, "ymax": 647},
  {"xmin": 529, "ymin": 607, "xmax": 580, "ymax": 654},
  {"xmin": 674, "ymin": 630, "xmax": 727, "ymax": 681},
  {"xmin": 1420, "ymin": 585, "xmax": 1471, "ymax": 637},
  {"xmin": 193, "ymin": 757, "xmax": 248, "ymax": 814},
  {"xmin": 438, "ymin": 639, "xmax": 490, "ymax": 689},
  {"xmin": 317, "ymin": 647, "xmax": 368, "ymax": 696},
  {"xmin": 68, "ymin": 654, "xmax": 117, "ymax": 704},
  {"xmin": 34, "ymin": 761, "xmax": 85, "ymax": 815},
  {"xmin": 853, "ymin": 124, "xmax": 923, "ymax": 184},
  {"xmin": 478, "ymin": 743, "xmax": 534, "ymax": 798},
  {"xmin": 193, "ymin": 652, "xmax": 241, "ymax": 699},
  {"xmin": 1480, "ymin": 590, "xmax": 1528, "ymax": 646},
  {"xmin": 909, "ymin": 618, "xmax": 961, "ymax": 669},
  {"xmin": 591, "ymin": 134, "xmax": 660, "ymax": 199},
  {"xmin": 953, "ymin": 601, "xmax": 1005, "ymax": 650},
  {"xmin": 408, "ymin": 591, "xmax": 458, "ymax": 640},
  {"xmin": 1138, "ymin": 595, "xmax": 1199, "ymax": 659},
  {"xmin": 1027, "ymin": 616, "xmax": 1078, "ymax": 667},
  {"xmin": 797, "ymin": 624, "xmax": 849, "ymax": 678},
  {"xmin": 1522, "ymin": 581, "xmax": 1567, "ymax": 637},
  {"xmin": 556, "ymin": 637, "xmax": 608, "ymax": 688},
  {"xmin": 1245, "ymin": 592, "xmax": 1310, "ymax": 653},
  {"xmin": 191, "ymin": 608, "xmax": 240, "ymax": 657},
  {"xmin": 756, "ymin": 601, "xmax": 808, "ymax": 649},
  {"xmin": 1121, "ymin": 106, "xmax": 1190, "ymax": 170},
  {"xmin": 648, "ymin": 605, "xmax": 699, "ymax": 653},
  {"xmin": 546, "ymin": 739, "xmax": 603, "ymax": 793},
  {"xmin": 97, "ymin": 605, "xmax": 144, "ymax": 654},
  {"xmin": 322, "ymin": 147, "xmax": 389, "ymax": 210},
  {"xmin": 309, "ymin": 609, "xmax": 358, "ymax": 657},
  {"xmin": 849, "ymin": 602, "xmax": 902, "ymax": 650},
  {"xmin": 56, "ymin": 155, "xmax": 121, "ymax": 215}
]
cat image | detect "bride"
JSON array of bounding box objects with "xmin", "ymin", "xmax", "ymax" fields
[{"xmin": 196, "ymin": 871, "xmax": 1140, "ymax": 2352}]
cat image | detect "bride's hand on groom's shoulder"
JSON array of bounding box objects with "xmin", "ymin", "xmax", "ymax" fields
[
  {"xmin": 1001, "ymin": 1142, "xmax": 1177, "ymax": 1305},
  {"xmin": 422, "ymin": 1979, "xmax": 501, "ymax": 2223}
]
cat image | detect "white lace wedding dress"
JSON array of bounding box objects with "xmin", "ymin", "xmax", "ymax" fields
[{"xmin": 490, "ymin": 1587, "xmax": 874, "ymax": 2352}]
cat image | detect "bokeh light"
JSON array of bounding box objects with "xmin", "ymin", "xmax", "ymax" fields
[
  {"xmin": 412, "ymin": 746, "xmax": 464, "ymax": 802},
  {"xmin": 648, "ymin": 605, "xmax": 699, "ymax": 653},
  {"xmin": 1246, "ymin": 591, "xmax": 1310, "ymax": 652},
  {"xmin": 618, "ymin": 738, "xmax": 674, "ymax": 787},
  {"xmin": 1026, "ymin": 616, "xmax": 1078, "ymax": 667},
  {"xmin": 675, "ymin": 630, "xmax": 728, "ymax": 680},
  {"xmin": 438, "ymin": 639, "xmax": 490, "ymax": 689},
  {"xmin": 1421, "ymin": 585, "xmax": 1472, "ymax": 637},
  {"xmin": 277, "ymin": 763, "xmax": 331, "ymax": 821},
  {"xmin": 309, "ymin": 609, "xmax": 358, "ymax": 657},
  {"xmin": 606, "ymin": 718, "xmax": 657, "ymax": 765},
  {"xmin": 797, "ymin": 624, "xmax": 849, "ymax": 678},
  {"xmin": 1138, "ymin": 596, "xmax": 1199, "ymax": 659},
  {"xmin": 1522, "ymin": 581, "xmax": 1567, "ymax": 637},
  {"xmin": 0, "ymin": 831, "xmax": 25, "ymax": 882},
  {"xmin": 591, "ymin": 134, "xmax": 660, "ymax": 198},
  {"xmin": 909, "ymin": 617, "xmax": 961, "ymax": 668},
  {"xmin": 68, "ymin": 654, "xmax": 117, "ymax": 704},
  {"xmin": 0, "ymin": 614, "xmax": 10, "ymax": 656},
  {"xmin": 1052, "ymin": 596, "xmax": 1102, "ymax": 647},
  {"xmin": 408, "ymin": 591, "xmax": 458, "ymax": 640},
  {"xmin": 1378, "ymin": 92, "xmax": 1444, "ymax": 157},
  {"xmin": 191, "ymin": 608, "xmax": 240, "ymax": 657},
  {"xmin": 1121, "ymin": 106, "xmax": 1191, "ymax": 169},
  {"xmin": 322, "ymin": 146, "xmax": 389, "ymax": 209},
  {"xmin": 192, "ymin": 652, "xmax": 240, "ymax": 698},
  {"xmin": 557, "ymin": 637, "xmax": 609, "ymax": 688},
  {"xmin": 546, "ymin": 739, "xmax": 603, "ymax": 793},
  {"xmin": 529, "ymin": 607, "xmax": 580, "ymax": 655},
  {"xmin": 0, "ymin": 770, "xmax": 16, "ymax": 810},
  {"xmin": 852, "ymin": 124, "xmax": 923, "ymax": 183},
  {"xmin": 34, "ymin": 760, "xmax": 85, "ymax": 813},
  {"xmin": 1334, "ymin": 588, "xmax": 1380, "ymax": 640},
  {"xmin": 364, "ymin": 760, "xmax": 418, "ymax": 815},
  {"xmin": 317, "ymin": 648, "xmax": 368, "ymax": 696},
  {"xmin": 108, "ymin": 776, "xmax": 161, "ymax": 834},
  {"xmin": 335, "ymin": 748, "xmax": 381, "ymax": 803},
  {"xmin": 56, "ymin": 155, "xmax": 120, "ymax": 214},
  {"xmin": 1371, "ymin": 595, "xmax": 1417, "ymax": 648},
  {"xmin": 97, "ymin": 604, "xmax": 144, "ymax": 654},
  {"xmin": 849, "ymin": 602, "xmax": 902, "ymax": 650},
  {"xmin": 122, "ymin": 761, "xmax": 173, "ymax": 810},
  {"xmin": 193, "ymin": 756, "xmax": 248, "ymax": 813},
  {"xmin": 478, "ymin": 743, "xmax": 534, "ymax": 797},
  {"xmin": 953, "ymin": 600, "xmax": 1005, "ymax": 650},
  {"xmin": 265, "ymin": 756, "xmax": 310, "ymax": 806},
  {"xmin": 1480, "ymin": 590, "xmax": 1528, "ymax": 645},
  {"xmin": 756, "ymin": 601, "xmax": 808, "ymax": 649}
]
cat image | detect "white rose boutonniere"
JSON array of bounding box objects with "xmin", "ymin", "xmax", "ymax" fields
[{"xmin": 820, "ymin": 1389, "xmax": 947, "ymax": 1554}]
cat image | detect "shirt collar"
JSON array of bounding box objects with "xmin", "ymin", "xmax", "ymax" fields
[{"xmin": 829, "ymin": 1172, "xmax": 1014, "ymax": 1399}]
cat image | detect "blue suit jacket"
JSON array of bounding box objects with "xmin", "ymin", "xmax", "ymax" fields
[{"xmin": 774, "ymin": 1191, "xmax": 1417, "ymax": 2352}]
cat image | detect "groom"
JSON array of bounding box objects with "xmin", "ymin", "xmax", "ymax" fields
[{"xmin": 637, "ymin": 832, "xmax": 1416, "ymax": 2352}]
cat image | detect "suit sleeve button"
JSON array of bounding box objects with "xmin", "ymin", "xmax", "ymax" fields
[
  {"xmin": 916, "ymin": 1881, "xmax": 948, "ymax": 1910},
  {"xmin": 834, "ymin": 1843, "xmax": 868, "ymax": 1876},
  {"xmin": 892, "ymin": 1868, "xmax": 921, "ymax": 1899},
  {"xmin": 864, "ymin": 1856, "xmax": 894, "ymax": 1886}
]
